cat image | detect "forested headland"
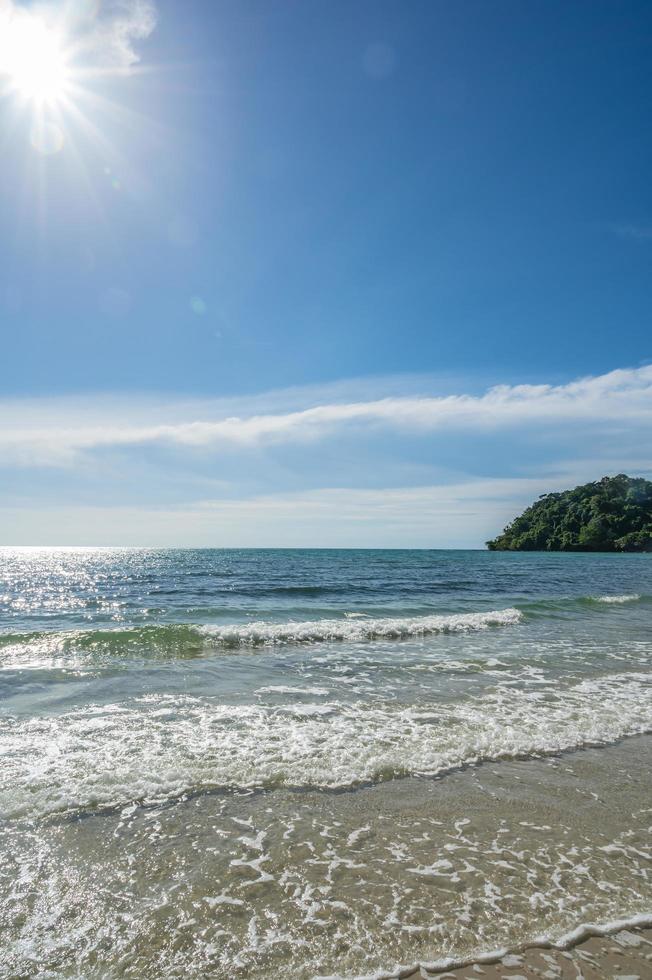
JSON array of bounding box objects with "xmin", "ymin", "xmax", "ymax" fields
[{"xmin": 487, "ymin": 475, "xmax": 652, "ymax": 552}]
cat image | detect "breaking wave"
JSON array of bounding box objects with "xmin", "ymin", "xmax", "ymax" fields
[
  {"xmin": 0, "ymin": 608, "xmax": 523, "ymax": 668},
  {"xmin": 197, "ymin": 608, "xmax": 523, "ymax": 647}
]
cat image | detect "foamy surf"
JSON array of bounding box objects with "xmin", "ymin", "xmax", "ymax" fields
[{"xmin": 1, "ymin": 671, "xmax": 649, "ymax": 820}]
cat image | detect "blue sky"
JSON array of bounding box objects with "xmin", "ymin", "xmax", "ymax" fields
[{"xmin": 0, "ymin": 0, "xmax": 651, "ymax": 545}]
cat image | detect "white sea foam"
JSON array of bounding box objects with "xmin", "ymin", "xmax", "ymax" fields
[
  {"xmin": 594, "ymin": 594, "xmax": 641, "ymax": 604},
  {"xmin": 199, "ymin": 608, "xmax": 523, "ymax": 647},
  {"xmin": 1, "ymin": 671, "xmax": 649, "ymax": 820},
  {"xmin": 412, "ymin": 913, "xmax": 652, "ymax": 979}
]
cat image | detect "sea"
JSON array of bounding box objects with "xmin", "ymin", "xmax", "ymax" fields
[{"xmin": 0, "ymin": 547, "xmax": 650, "ymax": 978}]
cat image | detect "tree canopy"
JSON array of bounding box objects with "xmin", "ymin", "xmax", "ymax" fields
[{"xmin": 486, "ymin": 475, "xmax": 652, "ymax": 552}]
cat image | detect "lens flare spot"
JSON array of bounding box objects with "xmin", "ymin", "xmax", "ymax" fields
[
  {"xmin": 190, "ymin": 296, "xmax": 207, "ymax": 316},
  {"xmin": 30, "ymin": 121, "xmax": 65, "ymax": 155}
]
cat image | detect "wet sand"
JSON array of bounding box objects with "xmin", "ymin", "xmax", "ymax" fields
[
  {"xmin": 404, "ymin": 925, "xmax": 652, "ymax": 979},
  {"xmin": 2, "ymin": 736, "xmax": 651, "ymax": 978}
]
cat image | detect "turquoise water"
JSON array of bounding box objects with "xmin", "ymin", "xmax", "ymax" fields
[{"xmin": 1, "ymin": 548, "xmax": 651, "ymax": 977}]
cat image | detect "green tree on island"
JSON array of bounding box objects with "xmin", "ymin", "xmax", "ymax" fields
[{"xmin": 487, "ymin": 475, "xmax": 652, "ymax": 552}]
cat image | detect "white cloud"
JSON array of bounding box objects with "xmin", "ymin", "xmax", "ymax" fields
[
  {"xmin": 81, "ymin": 0, "xmax": 157, "ymax": 69},
  {"xmin": 2, "ymin": 366, "xmax": 650, "ymax": 545},
  {"xmin": 1, "ymin": 364, "xmax": 651, "ymax": 467},
  {"xmin": 6, "ymin": 461, "xmax": 651, "ymax": 547},
  {"xmin": 0, "ymin": 478, "xmax": 561, "ymax": 548}
]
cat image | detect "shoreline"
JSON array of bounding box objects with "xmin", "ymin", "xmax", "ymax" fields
[
  {"xmin": 316, "ymin": 917, "xmax": 652, "ymax": 978},
  {"xmin": 316, "ymin": 917, "xmax": 652, "ymax": 979},
  {"xmin": 396, "ymin": 917, "xmax": 652, "ymax": 979},
  {"xmin": 3, "ymin": 734, "xmax": 652, "ymax": 977},
  {"xmin": 312, "ymin": 736, "xmax": 652, "ymax": 980}
]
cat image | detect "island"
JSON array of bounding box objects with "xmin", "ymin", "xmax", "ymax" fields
[{"xmin": 486, "ymin": 474, "xmax": 652, "ymax": 552}]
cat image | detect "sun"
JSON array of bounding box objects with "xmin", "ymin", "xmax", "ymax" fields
[
  {"xmin": 0, "ymin": 15, "xmax": 71, "ymax": 105},
  {"xmin": 0, "ymin": 2, "xmax": 158, "ymax": 160}
]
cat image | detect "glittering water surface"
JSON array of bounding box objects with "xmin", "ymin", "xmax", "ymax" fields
[{"xmin": 0, "ymin": 548, "xmax": 650, "ymax": 977}]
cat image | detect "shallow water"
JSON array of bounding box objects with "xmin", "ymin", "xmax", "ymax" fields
[{"xmin": 0, "ymin": 548, "xmax": 651, "ymax": 977}]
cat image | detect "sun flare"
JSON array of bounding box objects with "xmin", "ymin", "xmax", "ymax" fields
[{"xmin": 0, "ymin": 15, "xmax": 70, "ymax": 104}]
